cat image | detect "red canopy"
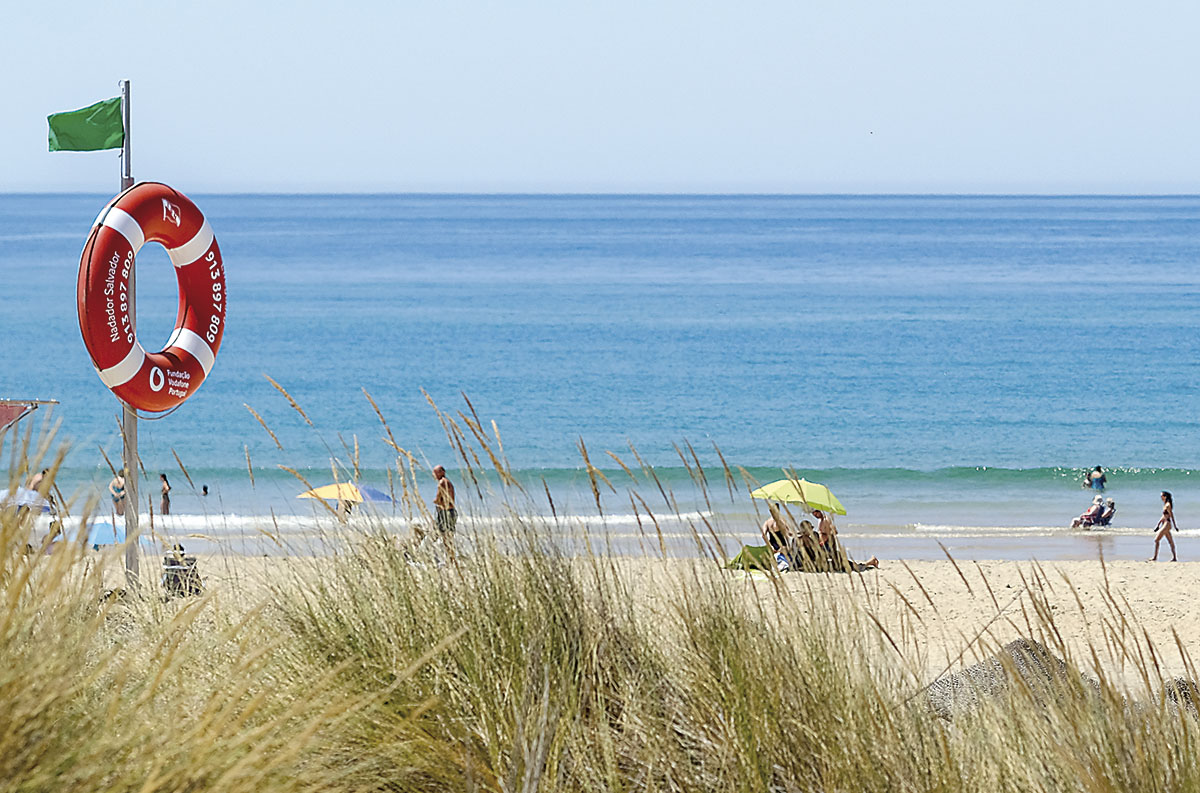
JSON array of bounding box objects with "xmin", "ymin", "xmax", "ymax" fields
[{"xmin": 0, "ymin": 401, "xmax": 41, "ymax": 434}]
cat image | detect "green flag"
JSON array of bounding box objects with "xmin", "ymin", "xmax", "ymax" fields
[{"xmin": 48, "ymin": 97, "xmax": 124, "ymax": 152}]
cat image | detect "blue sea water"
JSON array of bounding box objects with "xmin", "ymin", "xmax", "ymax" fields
[{"xmin": 2, "ymin": 194, "xmax": 1199, "ymax": 559}]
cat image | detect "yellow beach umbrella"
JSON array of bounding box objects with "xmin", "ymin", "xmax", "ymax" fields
[
  {"xmin": 298, "ymin": 483, "xmax": 365, "ymax": 503},
  {"xmin": 298, "ymin": 483, "xmax": 395, "ymax": 505},
  {"xmin": 750, "ymin": 478, "xmax": 847, "ymax": 515}
]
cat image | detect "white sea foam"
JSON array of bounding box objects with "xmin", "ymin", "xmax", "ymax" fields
[
  {"xmin": 904, "ymin": 522, "xmax": 1163, "ymax": 538},
  {"xmin": 30, "ymin": 509, "xmax": 1174, "ymax": 561},
  {"xmin": 911, "ymin": 523, "xmax": 1074, "ymax": 534},
  {"xmin": 34, "ymin": 509, "xmax": 716, "ymax": 539}
]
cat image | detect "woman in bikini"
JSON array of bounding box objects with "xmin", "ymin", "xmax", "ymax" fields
[
  {"xmin": 1151, "ymin": 490, "xmax": 1179, "ymax": 562},
  {"xmin": 109, "ymin": 469, "xmax": 126, "ymax": 514}
]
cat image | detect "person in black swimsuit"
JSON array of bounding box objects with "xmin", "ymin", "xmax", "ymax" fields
[{"xmin": 160, "ymin": 473, "xmax": 171, "ymax": 516}]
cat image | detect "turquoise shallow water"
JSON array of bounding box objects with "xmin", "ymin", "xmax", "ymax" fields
[{"xmin": 2, "ymin": 194, "xmax": 1198, "ymax": 558}]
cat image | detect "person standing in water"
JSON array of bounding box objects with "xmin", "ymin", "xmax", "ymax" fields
[
  {"xmin": 1085, "ymin": 466, "xmax": 1106, "ymax": 491},
  {"xmin": 1151, "ymin": 490, "xmax": 1179, "ymax": 562}
]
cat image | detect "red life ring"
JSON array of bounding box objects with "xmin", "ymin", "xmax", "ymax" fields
[{"xmin": 77, "ymin": 182, "xmax": 226, "ymax": 412}]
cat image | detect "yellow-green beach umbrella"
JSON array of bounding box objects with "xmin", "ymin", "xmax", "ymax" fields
[{"xmin": 750, "ymin": 478, "xmax": 847, "ymax": 515}]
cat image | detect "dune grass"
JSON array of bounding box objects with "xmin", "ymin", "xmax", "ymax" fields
[{"xmin": 4, "ymin": 401, "xmax": 1200, "ymax": 792}]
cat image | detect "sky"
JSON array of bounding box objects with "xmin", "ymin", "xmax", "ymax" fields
[{"xmin": 4, "ymin": 0, "xmax": 1199, "ymax": 193}]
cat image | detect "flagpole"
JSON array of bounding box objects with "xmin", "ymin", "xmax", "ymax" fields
[{"xmin": 118, "ymin": 78, "xmax": 140, "ymax": 586}]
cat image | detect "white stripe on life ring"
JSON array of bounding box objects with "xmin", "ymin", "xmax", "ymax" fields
[
  {"xmin": 97, "ymin": 343, "xmax": 146, "ymax": 388},
  {"xmin": 100, "ymin": 207, "xmax": 145, "ymax": 253},
  {"xmin": 167, "ymin": 219, "xmax": 214, "ymax": 267},
  {"xmin": 91, "ymin": 199, "xmax": 117, "ymax": 230},
  {"xmin": 169, "ymin": 328, "xmax": 216, "ymax": 376}
]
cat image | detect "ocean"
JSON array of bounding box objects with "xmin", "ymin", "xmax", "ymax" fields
[{"xmin": 2, "ymin": 194, "xmax": 1198, "ymax": 559}]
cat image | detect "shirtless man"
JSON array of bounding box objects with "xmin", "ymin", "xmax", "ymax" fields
[
  {"xmin": 812, "ymin": 509, "xmax": 837, "ymax": 546},
  {"xmin": 432, "ymin": 465, "xmax": 457, "ymax": 535},
  {"xmin": 761, "ymin": 506, "xmax": 792, "ymax": 572},
  {"xmin": 813, "ymin": 509, "xmax": 879, "ymax": 571}
]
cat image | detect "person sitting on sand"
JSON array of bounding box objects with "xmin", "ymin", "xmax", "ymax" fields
[
  {"xmin": 811, "ymin": 509, "xmax": 879, "ymax": 572},
  {"xmin": 1096, "ymin": 498, "xmax": 1116, "ymax": 527},
  {"xmin": 1071, "ymin": 495, "xmax": 1104, "ymax": 529},
  {"xmin": 813, "ymin": 509, "xmax": 837, "ymax": 547},
  {"xmin": 28, "ymin": 468, "xmax": 55, "ymax": 511},
  {"xmin": 792, "ymin": 519, "xmax": 823, "ymax": 571},
  {"xmin": 761, "ymin": 505, "xmax": 795, "ymax": 572}
]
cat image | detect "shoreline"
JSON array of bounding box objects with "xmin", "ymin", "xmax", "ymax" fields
[{"xmin": 36, "ymin": 510, "xmax": 1192, "ymax": 562}]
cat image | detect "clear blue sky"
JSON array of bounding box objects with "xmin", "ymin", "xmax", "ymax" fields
[{"xmin": 5, "ymin": 0, "xmax": 1199, "ymax": 193}]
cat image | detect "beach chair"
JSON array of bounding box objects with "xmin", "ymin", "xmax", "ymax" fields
[{"xmin": 161, "ymin": 547, "xmax": 203, "ymax": 597}]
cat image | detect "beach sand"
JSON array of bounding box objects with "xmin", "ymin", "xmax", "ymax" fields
[
  {"xmin": 732, "ymin": 559, "xmax": 1200, "ymax": 690},
  {"xmin": 139, "ymin": 549, "xmax": 1200, "ymax": 694}
]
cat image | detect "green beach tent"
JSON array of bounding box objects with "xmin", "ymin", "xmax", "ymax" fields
[{"xmin": 727, "ymin": 544, "xmax": 774, "ymax": 571}]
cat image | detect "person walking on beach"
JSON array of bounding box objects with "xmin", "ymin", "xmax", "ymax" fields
[
  {"xmin": 1150, "ymin": 490, "xmax": 1179, "ymax": 562},
  {"xmin": 159, "ymin": 474, "xmax": 172, "ymax": 516}
]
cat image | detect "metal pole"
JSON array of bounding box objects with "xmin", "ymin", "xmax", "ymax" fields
[{"xmin": 119, "ymin": 78, "xmax": 139, "ymax": 586}]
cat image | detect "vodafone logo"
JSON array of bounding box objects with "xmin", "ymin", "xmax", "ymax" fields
[{"xmin": 162, "ymin": 199, "xmax": 182, "ymax": 227}]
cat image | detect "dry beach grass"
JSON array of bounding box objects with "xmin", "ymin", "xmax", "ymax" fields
[{"xmin": 5, "ymin": 404, "xmax": 1200, "ymax": 792}]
